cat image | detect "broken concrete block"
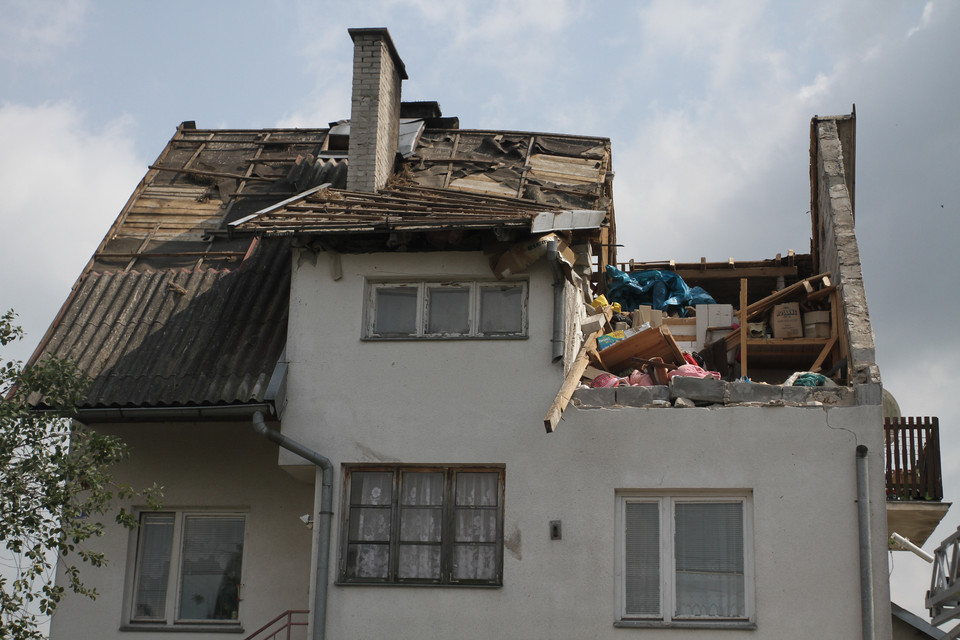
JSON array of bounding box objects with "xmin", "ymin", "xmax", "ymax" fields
[
  {"xmin": 727, "ymin": 382, "xmax": 782, "ymax": 404},
  {"xmin": 781, "ymin": 386, "xmax": 814, "ymax": 404},
  {"xmin": 572, "ymin": 387, "xmax": 615, "ymax": 407},
  {"xmin": 670, "ymin": 376, "xmax": 727, "ymax": 403},
  {"xmin": 674, "ymin": 397, "xmax": 696, "ymax": 407},
  {"xmin": 616, "ymin": 385, "xmax": 671, "ymax": 407},
  {"xmin": 580, "ymin": 315, "xmax": 605, "ymax": 336}
]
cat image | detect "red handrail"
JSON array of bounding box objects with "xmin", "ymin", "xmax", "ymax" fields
[{"xmin": 243, "ymin": 609, "xmax": 309, "ymax": 640}]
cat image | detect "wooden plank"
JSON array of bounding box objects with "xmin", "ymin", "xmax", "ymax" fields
[
  {"xmin": 723, "ymin": 272, "xmax": 832, "ymax": 348},
  {"xmin": 545, "ymin": 310, "xmax": 613, "ymax": 433},
  {"xmin": 832, "ymin": 289, "xmax": 850, "ymax": 382},
  {"xmin": 543, "ymin": 331, "xmax": 600, "ymax": 433},
  {"xmin": 740, "ymin": 278, "xmax": 748, "ymax": 379},
  {"xmin": 148, "ymin": 164, "xmax": 275, "ymax": 182},
  {"xmin": 809, "ymin": 336, "xmax": 838, "ymax": 372}
]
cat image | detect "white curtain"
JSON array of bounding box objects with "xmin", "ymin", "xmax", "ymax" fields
[
  {"xmin": 674, "ymin": 502, "xmax": 745, "ymax": 618},
  {"xmin": 398, "ymin": 472, "xmax": 444, "ymax": 579},
  {"xmin": 346, "ymin": 472, "xmax": 393, "ymax": 579},
  {"xmin": 133, "ymin": 513, "xmax": 174, "ymax": 620},
  {"xmin": 453, "ymin": 472, "xmax": 499, "ymax": 580},
  {"xmin": 624, "ymin": 502, "xmax": 660, "ymax": 616}
]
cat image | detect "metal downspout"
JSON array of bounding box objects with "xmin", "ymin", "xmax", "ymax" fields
[
  {"xmin": 856, "ymin": 444, "xmax": 875, "ymax": 640},
  {"xmin": 547, "ymin": 240, "xmax": 565, "ymax": 363},
  {"xmin": 253, "ymin": 411, "xmax": 333, "ymax": 640}
]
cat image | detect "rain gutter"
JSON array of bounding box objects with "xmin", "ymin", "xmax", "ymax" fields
[{"xmin": 547, "ymin": 239, "xmax": 565, "ymax": 363}]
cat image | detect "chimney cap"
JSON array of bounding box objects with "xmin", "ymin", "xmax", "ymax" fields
[{"xmin": 348, "ymin": 27, "xmax": 408, "ymax": 80}]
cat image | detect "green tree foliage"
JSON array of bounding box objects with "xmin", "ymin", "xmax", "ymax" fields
[{"xmin": 0, "ymin": 310, "xmax": 161, "ymax": 639}]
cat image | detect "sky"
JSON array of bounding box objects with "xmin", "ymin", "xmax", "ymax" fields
[{"xmin": 1, "ymin": 0, "xmax": 958, "ymax": 627}]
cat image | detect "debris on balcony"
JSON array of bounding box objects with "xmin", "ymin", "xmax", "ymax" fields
[{"xmin": 543, "ymin": 256, "xmax": 855, "ymax": 431}]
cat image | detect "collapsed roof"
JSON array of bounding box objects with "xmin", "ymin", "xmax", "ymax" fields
[{"xmin": 29, "ymin": 29, "xmax": 615, "ymax": 413}]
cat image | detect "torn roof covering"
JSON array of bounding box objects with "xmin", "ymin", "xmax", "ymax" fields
[
  {"xmin": 29, "ymin": 120, "xmax": 614, "ymax": 411},
  {"xmin": 230, "ymin": 129, "xmax": 614, "ymax": 242}
]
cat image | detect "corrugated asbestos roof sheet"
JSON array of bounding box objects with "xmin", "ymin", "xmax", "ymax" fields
[
  {"xmin": 31, "ymin": 121, "xmax": 614, "ymax": 411},
  {"xmin": 36, "ymin": 239, "xmax": 290, "ymax": 409}
]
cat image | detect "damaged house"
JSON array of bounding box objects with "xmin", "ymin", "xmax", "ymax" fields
[{"xmin": 28, "ymin": 28, "xmax": 947, "ymax": 640}]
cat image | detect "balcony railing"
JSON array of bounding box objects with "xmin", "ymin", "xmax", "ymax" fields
[{"xmin": 885, "ymin": 416, "xmax": 942, "ymax": 502}]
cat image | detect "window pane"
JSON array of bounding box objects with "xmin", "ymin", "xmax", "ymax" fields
[
  {"xmin": 674, "ymin": 502, "xmax": 745, "ymax": 618},
  {"xmin": 349, "ymin": 507, "xmax": 392, "ymax": 542},
  {"xmin": 177, "ymin": 516, "xmax": 244, "ymax": 622},
  {"xmin": 426, "ymin": 287, "xmax": 470, "ymax": 334},
  {"xmin": 453, "ymin": 544, "xmax": 497, "ymax": 580},
  {"xmin": 375, "ymin": 287, "xmax": 418, "ymax": 335},
  {"xmin": 398, "ymin": 545, "xmax": 442, "ymax": 580},
  {"xmin": 400, "ymin": 472, "xmax": 443, "ymax": 505},
  {"xmin": 455, "ymin": 472, "xmax": 498, "ymax": 506},
  {"xmin": 351, "ymin": 472, "xmax": 393, "ymax": 505},
  {"xmin": 346, "ymin": 543, "xmax": 390, "ymax": 579},
  {"xmin": 479, "ymin": 286, "xmax": 523, "ymax": 334},
  {"xmin": 400, "ymin": 508, "xmax": 442, "ymax": 542},
  {"xmin": 624, "ymin": 501, "xmax": 660, "ymax": 617},
  {"xmin": 455, "ymin": 509, "xmax": 497, "ymax": 542},
  {"xmin": 132, "ymin": 513, "xmax": 174, "ymax": 620}
]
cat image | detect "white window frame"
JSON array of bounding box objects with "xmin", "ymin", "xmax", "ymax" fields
[
  {"xmin": 363, "ymin": 279, "xmax": 528, "ymax": 339},
  {"xmin": 615, "ymin": 491, "xmax": 755, "ymax": 629},
  {"xmin": 125, "ymin": 510, "xmax": 246, "ymax": 629}
]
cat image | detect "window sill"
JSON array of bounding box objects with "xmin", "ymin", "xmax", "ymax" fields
[
  {"xmin": 615, "ymin": 619, "xmax": 756, "ymax": 630},
  {"xmin": 361, "ymin": 335, "xmax": 528, "ymax": 341},
  {"xmin": 120, "ymin": 623, "xmax": 244, "ymax": 633},
  {"xmin": 336, "ymin": 580, "xmax": 502, "ymax": 588}
]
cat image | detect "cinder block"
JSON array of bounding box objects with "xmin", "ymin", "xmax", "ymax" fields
[
  {"xmin": 616, "ymin": 386, "xmax": 671, "ymax": 407},
  {"xmin": 727, "ymin": 382, "xmax": 782, "ymax": 404},
  {"xmin": 780, "ymin": 386, "xmax": 814, "ymax": 404},
  {"xmin": 670, "ymin": 376, "xmax": 726, "ymax": 403},
  {"xmin": 572, "ymin": 387, "xmax": 615, "ymax": 407}
]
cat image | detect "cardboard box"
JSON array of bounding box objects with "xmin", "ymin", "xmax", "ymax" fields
[
  {"xmin": 771, "ymin": 302, "xmax": 803, "ymax": 338},
  {"xmin": 803, "ymin": 310, "xmax": 831, "ymax": 339}
]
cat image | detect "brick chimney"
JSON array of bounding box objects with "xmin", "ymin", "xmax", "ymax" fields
[{"xmin": 347, "ymin": 28, "xmax": 408, "ymax": 193}]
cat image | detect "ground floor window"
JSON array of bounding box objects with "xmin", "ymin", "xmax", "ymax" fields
[
  {"xmin": 131, "ymin": 511, "xmax": 245, "ymax": 625},
  {"xmin": 616, "ymin": 492, "xmax": 754, "ymax": 627},
  {"xmin": 339, "ymin": 465, "xmax": 504, "ymax": 585}
]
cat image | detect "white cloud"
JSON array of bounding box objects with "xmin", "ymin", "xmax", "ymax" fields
[
  {"xmin": 907, "ymin": 1, "xmax": 935, "ymax": 38},
  {"xmin": 0, "ymin": 101, "xmax": 143, "ymax": 363},
  {"xmin": 0, "ymin": 0, "xmax": 88, "ymax": 63}
]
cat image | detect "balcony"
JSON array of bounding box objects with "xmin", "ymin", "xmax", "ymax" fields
[{"xmin": 886, "ymin": 417, "xmax": 950, "ymax": 546}]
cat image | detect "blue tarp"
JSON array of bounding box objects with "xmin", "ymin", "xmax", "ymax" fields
[{"xmin": 605, "ymin": 266, "xmax": 716, "ymax": 318}]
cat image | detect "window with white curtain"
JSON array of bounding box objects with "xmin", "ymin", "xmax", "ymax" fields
[
  {"xmin": 615, "ymin": 492, "xmax": 754, "ymax": 627},
  {"xmin": 364, "ymin": 281, "xmax": 526, "ymax": 339},
  {"xmin": 339, "ymin": 466, "xmax": 504, "ymax": 586},
  {"xmin": 130, "ymin": 511, "xmax": 245, "ymax": 626}
]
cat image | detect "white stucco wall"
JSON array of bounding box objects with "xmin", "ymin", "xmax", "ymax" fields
[
  {"xmin": 48, "ymin": 421, "xmax": 315, "ymax": 640},
  {"xmin": 283, "ymin": 249, "xmax": 892, "ymax": 639}
]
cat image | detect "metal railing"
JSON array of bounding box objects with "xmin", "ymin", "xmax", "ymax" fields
[
  {"xmin": 927, "ymin": 526, "xmax": 960, "ymax": 631},
  {"xmin": 885, "ymin": 416, "xmax": 943, "ymax": 501},
  {"xmin": 243, "ymin": 610, "xmax": 309, "ymax": 640}
]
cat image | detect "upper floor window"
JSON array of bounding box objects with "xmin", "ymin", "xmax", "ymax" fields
[
  {"xmin": 615, "ymin": 492, "xmax": 754, "ymax": 628},
  {"xmin": 364, "ymin": 280, "xmax": 527, "ymax": 339},
  {"xmin": 339, "ymin": 465, "xmax": 504, "ymax": 586}
]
